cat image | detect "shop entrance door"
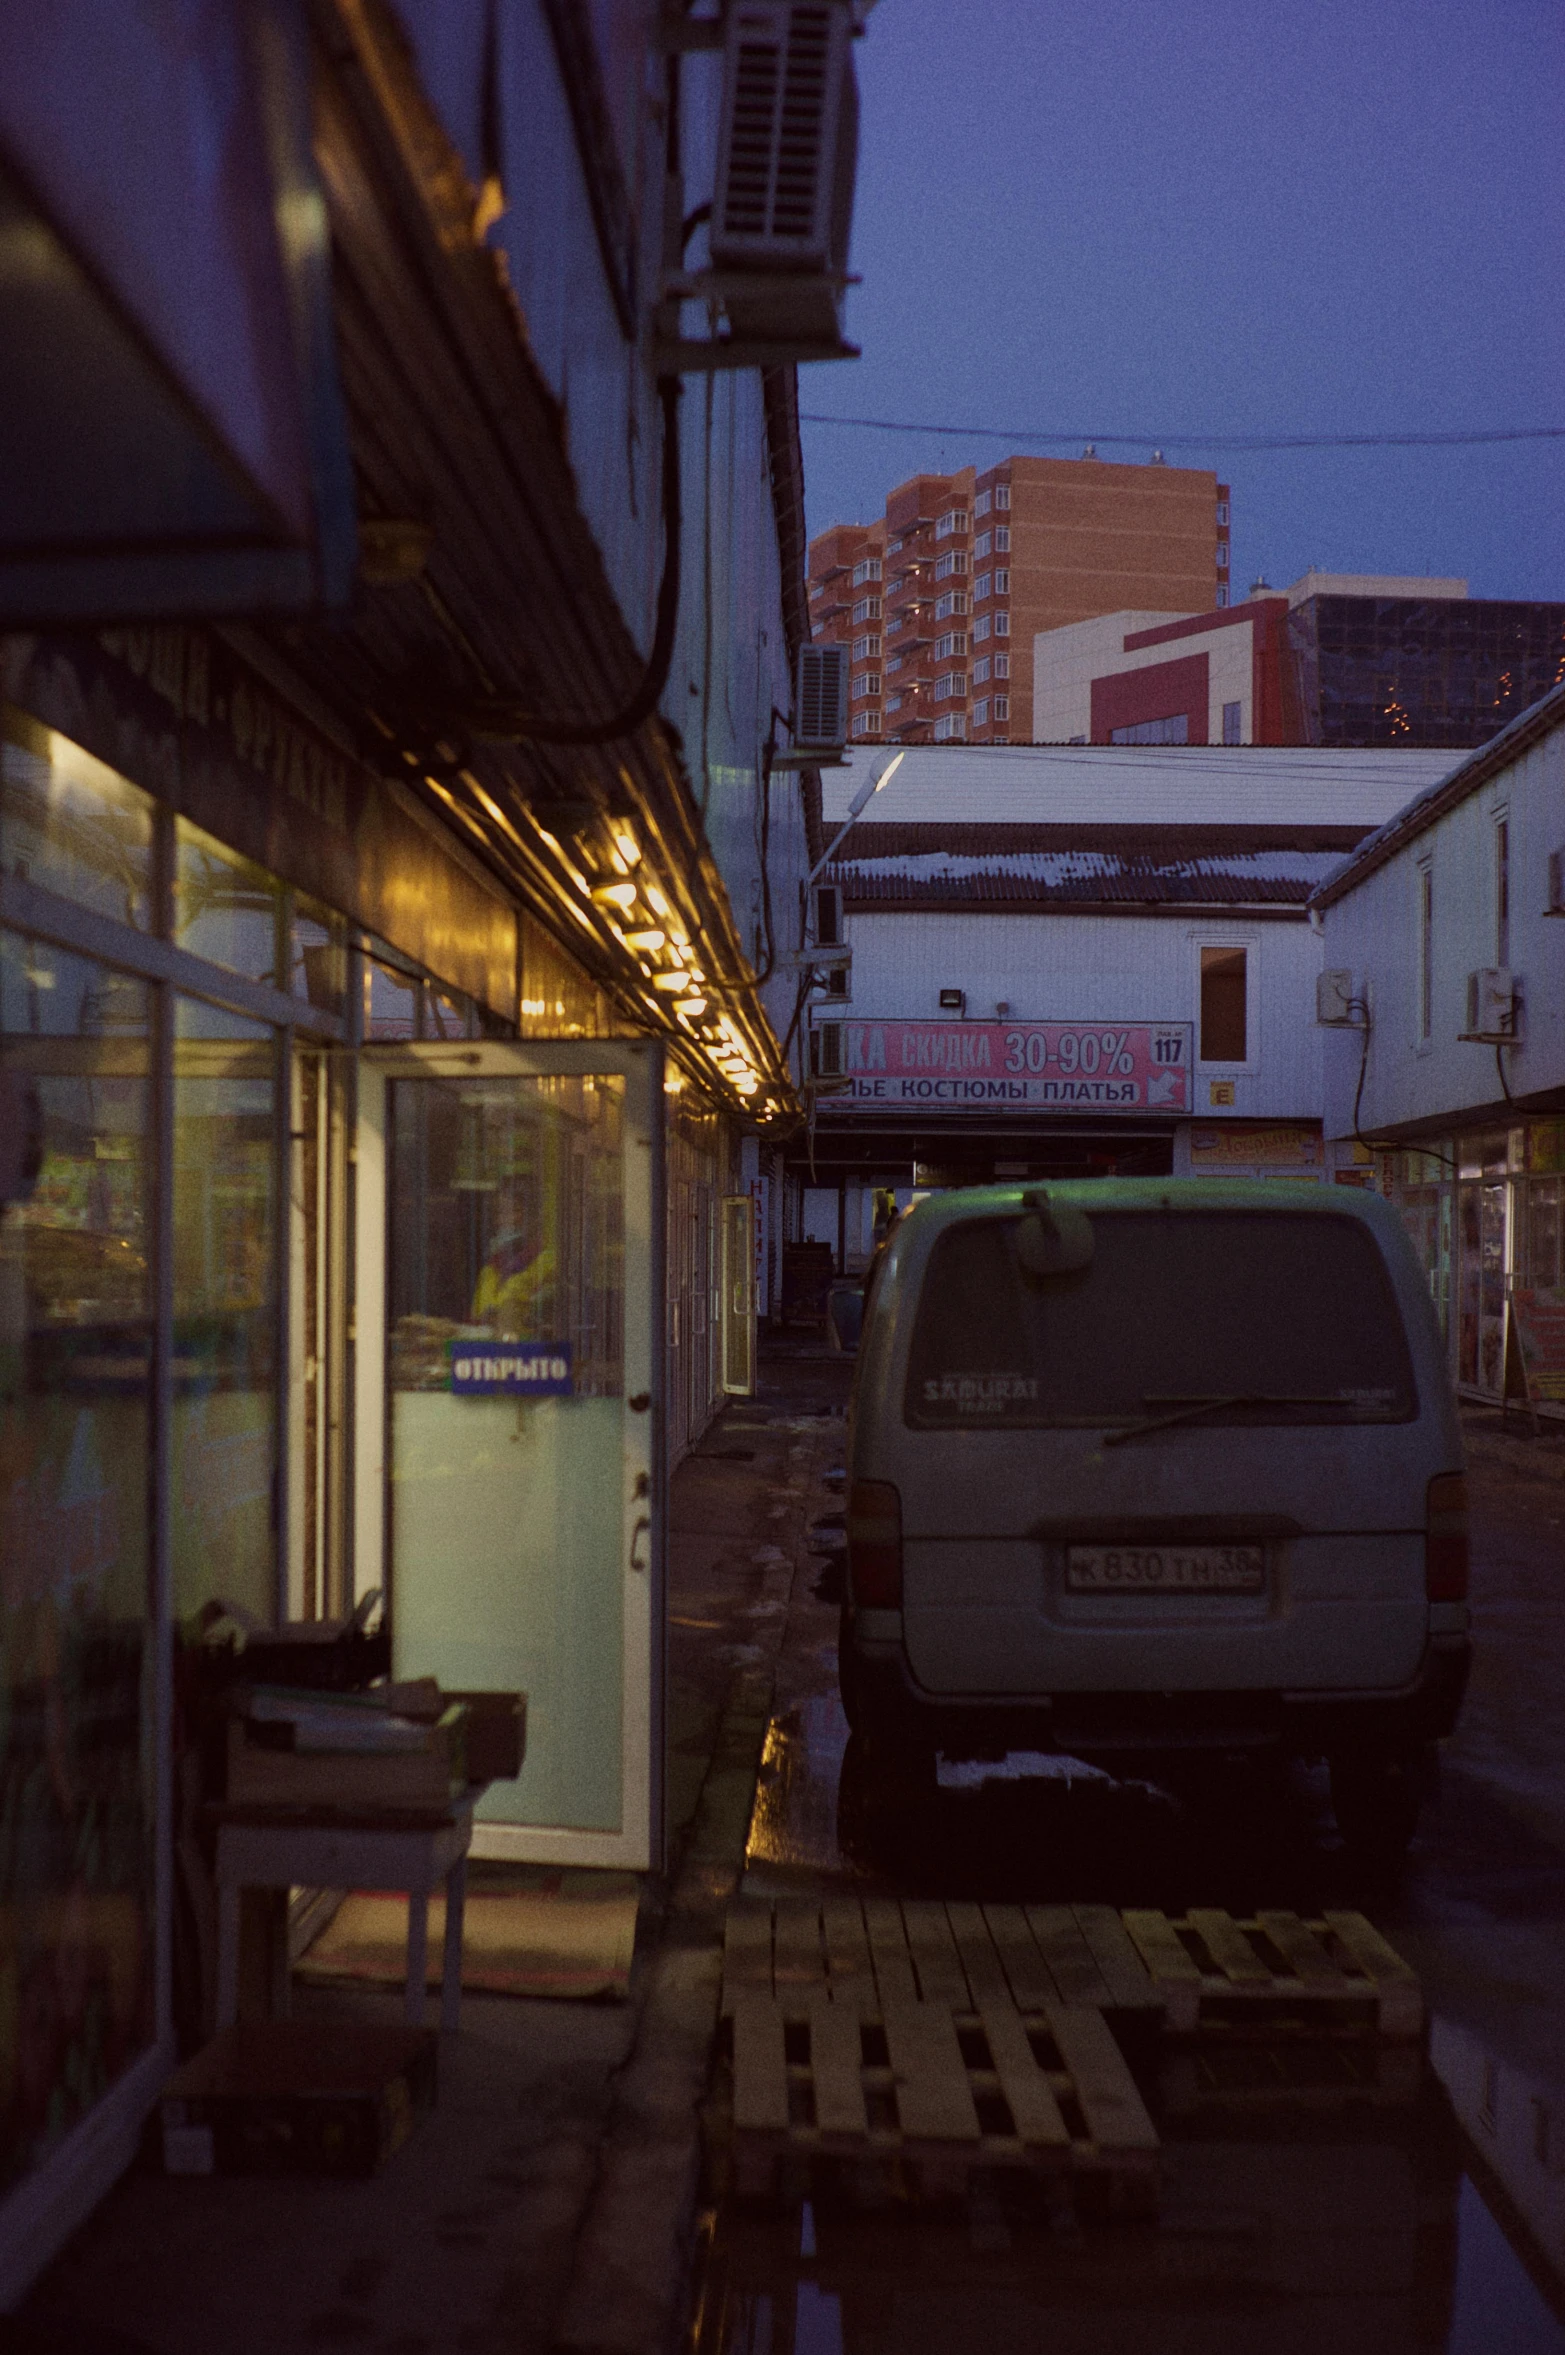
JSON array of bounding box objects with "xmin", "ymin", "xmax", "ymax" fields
[{"xmin": 357, "ymin": 1039, "xmax": 663, "ymax": 1868}]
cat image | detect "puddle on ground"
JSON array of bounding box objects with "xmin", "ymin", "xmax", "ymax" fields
[
  {"xmin": 693, "ymin": 2083, "xmax": 1565, "ymax": 2355},
  {"xmin": 725, "ymin": 1713, "xmax": 1565, "ymax": 2349}
]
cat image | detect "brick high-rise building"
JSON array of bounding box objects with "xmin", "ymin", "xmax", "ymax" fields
[{"xmin": 809, "ymin": 452, "xmax": 1229, "ymax": 744}]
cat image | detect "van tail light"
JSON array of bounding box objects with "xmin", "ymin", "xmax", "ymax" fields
[
  {"xmin": 1425, "ymin": 1472, "xmax": 1469, "ymax": 1601},
  {"xmin": 847, "ymin": 1480, "xmax": 903, "ymax": 1608}
]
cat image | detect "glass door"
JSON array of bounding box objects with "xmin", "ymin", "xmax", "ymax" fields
[{"xmin": 355, "ymin": 1040, "xmax": 663, "ymax": 1869}]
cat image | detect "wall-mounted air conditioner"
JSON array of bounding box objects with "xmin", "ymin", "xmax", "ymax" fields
[
  {"xmin": 1461, "ymin": 968, "xmax": 1520, "ymax": 1043},
  {"xmin": 1316, "ymin": 970, "xmax": 1364, "ymax": 1026},
  {"xmin": 813, "ymin": 881, "xmax": 844, "ymax": 946},
  {"xmin": 709, "ymin": 1, "xmax": 859, "ymax": 354},
  {"xmin": 794, "ymin": 642, "xmax": 848, "ymax": 752},
  {"xmin": 810, "ymin": 1019, "xmax": 844, "ymax": 1078}
]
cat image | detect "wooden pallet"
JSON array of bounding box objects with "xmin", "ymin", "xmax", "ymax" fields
[
  {"xmin": 1159, "ymin": 2036, "xmax": 1423, "ymax": 2113},
  {"xmin": 716, "ymin": 1988, "xmax": 1159, "ymax": 2212},
  {"xmin": 722, "ymin": 1896, "xmax": 1165, "ymax": 2022},
  {"xmin": 1120, "ymin": 1908, "xmax": 1423, "ymax": 2039}
]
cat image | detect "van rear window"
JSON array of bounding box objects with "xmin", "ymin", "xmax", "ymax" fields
[{"xmin": 904, "ymin": 1211, "xmax": 1417, "ymax": 1429}]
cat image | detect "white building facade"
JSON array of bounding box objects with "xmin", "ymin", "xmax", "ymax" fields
[
  {"xmin": 1313, "ymin": 684, "xmax": 1565, "ymax": 1406},
  {"xmin": 790, "ymin": 744, "xmax": 1458, "ymax": 1268}
]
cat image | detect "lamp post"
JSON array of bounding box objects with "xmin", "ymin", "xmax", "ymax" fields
[{"xmin": 806, "ymin": 748, "xmax": 905, "ymax": 888}]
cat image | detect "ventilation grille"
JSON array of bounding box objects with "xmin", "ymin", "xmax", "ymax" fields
[
  {"xmin": 714, "ymin": 3, "xmax": 854, "ymax": 269},
  {"xmin": 796, "ymin": 643, "xmax": 848, "ymax": 748}
]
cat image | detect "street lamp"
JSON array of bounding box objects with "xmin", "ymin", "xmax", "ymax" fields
[{"xmin": 807, "ymin": 748, "xmax": 905, "ymax": 888}]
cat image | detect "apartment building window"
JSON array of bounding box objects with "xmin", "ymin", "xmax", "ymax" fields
[
  {"xmin": 1496, "ymin": 815, "xmax": 1511, "ymax": 964},
  {"xmin": 886, "ymin": 693, "xmax": 903, "ymax": 714},
  {"xmin": 972, "ymin": 614, "xmax": 991, "ymax": 643},
  {"xmin": 993, "ymin": 569, "xmax": 1010, "ymax": 593},
  {"xmin": 934, "ymin": 672, "xmax": 966, "ymax": 701},
  {"xmin": 851, "ymin": 595, "xmax": 881, "ymax": 623},
  {"xmin": 994, "ymin": 526, "xmax": 1011, "ymax": 551},
  {"xmin": 1222, "ymin": 700, "xmax": 1242, "ymax": 745},
  {"xmin": 993, "ymin": 654, "xmax": 1010, "ymax": 678},
  {"xmin": 1215, "ymin": 586, "xmax": 1229, "ymax": 607},
  {"xmin": 994, "ymin": 485, "xmax": 1011, "ymax": 509},
  {"xmin": 858, "ymin": 712, "xmax": 881, "ymax": 735},
  {"xmin": 885, "ymin": 655, "xmax": 902, "ymax": 674},
  {"xmin": 933, "ymin": 550, "xmax": 968, "ymax": 581},
  {"xmin": 972, "ymin": 656, "xmax": 991, "ymax": 685},
  {"xmin": 1216, "ymin": 543, "xmax": 1229, "ymax": 571},
  {"xmin": 975, "ymin": 531, "xmax": 992, "ymax": 559},
  {"xmin": 972, "ymin": 698, "xmax": 990, "ymax": 726},
  {"xmin": 1216, "ymin": 501, "xmax": 1230, "ymax": 526},
  {"xmin": 933, "ymin": 713, "xmax": 966, "ymax": 740},
  {"xmin": 934, "ymin": 591, "xmax": 969, "ymax": 621},
  {"xmin": 1417, "ymin": 860, "xmax": 1434, "ymax": 1043},
  {"xmin": 973, "ymin": 573, "xmax": 991, "ymax": 602},
  {"xmin": 935, "ymin": 509, "xmax": 968, "ymax": 538},
  {"xmin": 852, "ymin": 674, "xmax": 881, "ymax": 700},
  {"xmin": 1200, "ymin": 945, "xmax": 1248, "ymax": 1062},
  {"xmin": 993, "ymin": 695, "xmax": 1010, "ymax": 720},
  {"xmin": 993, "ymin": 610, "xmax": 1010, "ymax": 636},
  {"xmin": 851, "ymin": 557, "xmax": 882, "ymax": 587},
  {"xmin": 934, "ymin": 631, "xmax": 966, "ymax": 660},
  {"xmin": 852, "ymin": 633, "xmax": 881, "ymax": 660},
  {"xmin": 974, "ymin": 490, "xmax": 993, "ymax": 519}
]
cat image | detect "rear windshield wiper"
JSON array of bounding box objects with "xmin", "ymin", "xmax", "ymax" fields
[{"xmin": 1104, "ymin": 1393, "xmax": 1356, "ymax": 1447}]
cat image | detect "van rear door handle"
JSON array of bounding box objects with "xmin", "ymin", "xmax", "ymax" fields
[{"xmin": 630, "ymin": 1516, "xmax": 651, "ymax": 1573}]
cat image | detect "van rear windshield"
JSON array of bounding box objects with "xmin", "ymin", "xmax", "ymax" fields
[{"xmin": 904, "ymin": 1211, "xmax": 1417, "ymax": 1429}]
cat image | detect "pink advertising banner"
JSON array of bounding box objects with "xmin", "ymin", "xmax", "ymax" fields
[{"xmin": 819, "ymin": 1020, "xmax": 1193, "ymax": 1115}]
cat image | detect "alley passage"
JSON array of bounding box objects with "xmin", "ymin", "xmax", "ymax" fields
[{"xmin": 690, "ymin": 1370, "xmax": 1565, "ymax": 2355}]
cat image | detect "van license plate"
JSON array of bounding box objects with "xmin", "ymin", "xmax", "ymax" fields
[{"xmin": 1066, "ymin": 1544, "xmax": 1265, "ymax": 1594}]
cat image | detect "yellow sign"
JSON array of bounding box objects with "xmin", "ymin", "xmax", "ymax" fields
[{"xmin": 1190, "ymin": 1124, "xmax": 1323, "ymax": 1166}]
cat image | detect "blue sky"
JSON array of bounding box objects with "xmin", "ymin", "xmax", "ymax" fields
[{"xmin": 800, "ymin": 0, "xmax": 1565, "ymax": 600}]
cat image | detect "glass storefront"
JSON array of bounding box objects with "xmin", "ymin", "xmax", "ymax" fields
[
  {"xmin": 1389, "ymin": 1123, "xmax": 1565, "ymax": 1409},
  {"xmin": 0, "ymin": 932, "xmax": 155, "ymax": 2195}
]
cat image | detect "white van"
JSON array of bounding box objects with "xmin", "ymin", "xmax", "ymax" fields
[{"xmin": 841, "ymin": 1181, "xmax": 1470, "ymax": 1858}]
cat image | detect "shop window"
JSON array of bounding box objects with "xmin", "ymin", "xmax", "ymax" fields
[
  {"xmin": 175, "ymin": 817, "xmax": 290, "ymax": 988},
  {"xmin": 0, "ymin": 929, "xmax": 156, "ymax": 2186},
  {"xmin": 1200, "ymin": 945, "xmax": 1248, "ymax": 1061},
  {"xmin": 171, "ymin": 997, "xmax": 279, "ymax": 1623},
  {"xmin": 1, "ymin": 706, "xmax": 155, "ymax": 930}
]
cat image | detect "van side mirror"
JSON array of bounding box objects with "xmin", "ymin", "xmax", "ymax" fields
[{"xmin": 1013, "ymin": 1191, "xmax": 1094, "ymax": 1279}]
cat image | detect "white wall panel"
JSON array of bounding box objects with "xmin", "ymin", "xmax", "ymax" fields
[{"xmin": 1321, "ymin": 723, "xmax": 1565, "ymax": 1137}]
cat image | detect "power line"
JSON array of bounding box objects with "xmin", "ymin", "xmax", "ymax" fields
[{"xmin": 798, "ymin": 413, "xmax": 1565, "ymax": 452}]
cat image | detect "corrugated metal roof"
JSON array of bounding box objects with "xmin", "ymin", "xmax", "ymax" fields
[
  {"xmin": 832, "ymin": 845, "xmax": 1338, "ymax": 908},
  {"xmin": 822, "ymin": 743, "xmax": 1462, "ymax": 829}
]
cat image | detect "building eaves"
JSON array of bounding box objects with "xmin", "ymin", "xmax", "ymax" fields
[{"xmin": 1309, "ymin": 680, "xmax": 1565, "ymax": 912}]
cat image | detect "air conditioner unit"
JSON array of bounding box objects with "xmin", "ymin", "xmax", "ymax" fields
[
  {"xmin": 1316, "ymin": 970, "xmax": 1364, "ymax": 1026},
  {"xmin": 711, "ymin": 1, "xmax": 859, "ymax": 350},
  {"xmin": 1461, "ymin": 968, "xmax": 1520, "ymax": 1043},
  {"xmin": 810, "ymin": 1019, "xmax": 844, "ymax": 1077},
  {"xmin": 1548, "ymin": 848, "xmax": 1565, "ymax": 915},
  {"xmin": 813, "ymin": 881, "xmax": 844, "ymax": 946},
  {"xmin": 795, "ymin": 642, "xmax": 848, "ymax": 752}
]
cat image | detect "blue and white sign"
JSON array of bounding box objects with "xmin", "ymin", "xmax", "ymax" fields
[{"xmin": 450, "ymin": 1341, "xmax": 573, "ymax": 1397}]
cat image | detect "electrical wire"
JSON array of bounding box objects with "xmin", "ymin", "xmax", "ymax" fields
[{"xmin": 800, "ymin": 413, "xmax": 1565, "ymax": 453}]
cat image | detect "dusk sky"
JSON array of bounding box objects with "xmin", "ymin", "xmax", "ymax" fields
[{"xmin": 800, "ymin": 0, "xmax": 1565, "ymax": 601}]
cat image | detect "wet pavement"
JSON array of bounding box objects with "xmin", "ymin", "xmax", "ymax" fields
[{"xmin": 694, "ymin": 1369, "xmax": 1565, "ymax": 2353}]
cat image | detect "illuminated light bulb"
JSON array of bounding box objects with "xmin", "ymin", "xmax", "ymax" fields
[
  {"xmin": 624, "ymin": 928, "xmax": 666, "ymax": 952},
  {"xmin": 614, "ymin": 831, "xmax": 641, "ymax": 866},
  {"xmin": 591, "ymin": 881, "xmax": 638, "ymax": 910},
  {"xmin": 651, "ymin": 970, "xmax": 693, "ymax": 992},
  {"xmin": 676, "ymin": 996, "xmax": 707, "ymax": 1017},
  {"xmin": 644, "ymin": 882, "xmax": 671, "ymax": 918}
]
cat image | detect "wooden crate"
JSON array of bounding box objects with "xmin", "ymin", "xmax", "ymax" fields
[
  {"xmin": 714, "ymin": 1988, "xmax": 1159, "ymax": 2214},
  {"xmin": 1120, "ymin": 1908, "xmax": 1423, "ymax": 2039}
]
